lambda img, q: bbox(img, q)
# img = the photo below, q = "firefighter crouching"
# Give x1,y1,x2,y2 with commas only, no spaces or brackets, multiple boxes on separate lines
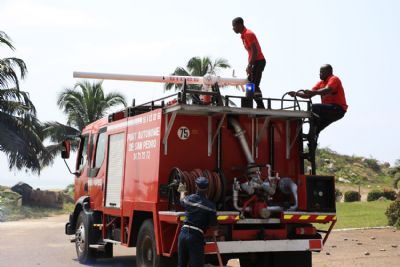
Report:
177,177,217,267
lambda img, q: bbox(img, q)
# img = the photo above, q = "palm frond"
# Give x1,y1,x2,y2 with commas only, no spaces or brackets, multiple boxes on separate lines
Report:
187,57,205,76
0,116,44,173
0,31,15,50
164,67,190,91
0,31,52,173
0,58,27,89
214,58,231,70
57,80,127,130
42,121,80,143
104,92,126,108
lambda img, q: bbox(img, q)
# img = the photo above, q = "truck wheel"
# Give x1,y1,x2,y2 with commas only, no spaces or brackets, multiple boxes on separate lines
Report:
239,253,271,267
207,255,229,266
104,242,113,258
75,211,95,264
271,251,311,267
97,242,114,258
136,219,175,267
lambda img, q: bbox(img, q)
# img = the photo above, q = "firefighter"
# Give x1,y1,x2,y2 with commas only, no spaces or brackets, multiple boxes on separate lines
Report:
289,64,348,158
232,17,266,109
177,176,217,267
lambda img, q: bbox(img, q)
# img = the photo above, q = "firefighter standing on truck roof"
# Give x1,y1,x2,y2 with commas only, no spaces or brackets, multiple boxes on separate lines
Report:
289,64,348,157
232,16,266,109
177,176,217,267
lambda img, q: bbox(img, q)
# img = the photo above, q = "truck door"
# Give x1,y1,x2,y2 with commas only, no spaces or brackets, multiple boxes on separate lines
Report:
87,128,107,209
74,134,90,201
105,132,125,208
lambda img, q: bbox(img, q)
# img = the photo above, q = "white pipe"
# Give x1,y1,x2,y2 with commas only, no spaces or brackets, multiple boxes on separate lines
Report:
278,178,298,211
228,117,255,165
266,206,283,212
288,182,298,211
73,71,248,87
233,179,251,212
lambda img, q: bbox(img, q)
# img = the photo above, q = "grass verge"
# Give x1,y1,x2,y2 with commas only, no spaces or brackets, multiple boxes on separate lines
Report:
0,203,74,222
315,200,391,230
1,200,393,228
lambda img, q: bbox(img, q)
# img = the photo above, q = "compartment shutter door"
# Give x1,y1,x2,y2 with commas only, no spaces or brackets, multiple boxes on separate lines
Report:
105,133,125,208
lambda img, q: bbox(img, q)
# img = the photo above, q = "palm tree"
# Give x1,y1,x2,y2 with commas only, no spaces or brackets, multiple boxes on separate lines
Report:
43,80,127,157
58,80,126,130
0,88,51,172
0,31,27,90
164,56,231,91
0,31,50,173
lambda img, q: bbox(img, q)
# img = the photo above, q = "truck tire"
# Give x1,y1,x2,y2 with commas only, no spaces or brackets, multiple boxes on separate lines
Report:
207,255,229,266
97,242,114,258
103,242,113,258
269,251,311,267
239,253,270,267
75,211,96,264
136,219,175,267
240,251,311,267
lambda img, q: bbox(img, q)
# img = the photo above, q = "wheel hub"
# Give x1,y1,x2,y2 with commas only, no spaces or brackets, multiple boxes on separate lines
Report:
76,222,86,253
146,248,152,261
142,236,153,264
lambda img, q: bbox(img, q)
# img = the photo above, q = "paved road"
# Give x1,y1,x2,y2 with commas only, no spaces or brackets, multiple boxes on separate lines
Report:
1,214,399,267
0,214,136,267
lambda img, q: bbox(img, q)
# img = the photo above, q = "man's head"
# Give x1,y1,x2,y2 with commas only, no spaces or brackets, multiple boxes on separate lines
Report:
232,17,245,34
195,176,209,193
319,64,333,81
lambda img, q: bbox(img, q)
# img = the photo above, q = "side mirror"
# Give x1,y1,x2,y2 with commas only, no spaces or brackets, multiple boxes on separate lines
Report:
61,140,71,159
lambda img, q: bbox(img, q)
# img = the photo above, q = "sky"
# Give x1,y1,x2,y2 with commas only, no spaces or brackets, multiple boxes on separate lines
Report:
1,0,399,189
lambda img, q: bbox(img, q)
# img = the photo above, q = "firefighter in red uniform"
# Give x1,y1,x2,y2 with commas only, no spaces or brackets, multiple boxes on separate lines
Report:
232,17,266,109
177,177,217,267
289,64,348,158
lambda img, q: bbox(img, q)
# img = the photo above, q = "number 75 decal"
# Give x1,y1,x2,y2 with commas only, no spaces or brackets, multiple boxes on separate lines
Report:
177,126,190,140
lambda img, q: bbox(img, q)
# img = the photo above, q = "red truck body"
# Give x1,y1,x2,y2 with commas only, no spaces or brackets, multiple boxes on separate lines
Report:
65,81,336,267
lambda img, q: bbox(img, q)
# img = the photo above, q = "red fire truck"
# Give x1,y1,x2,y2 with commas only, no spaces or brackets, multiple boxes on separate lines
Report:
63,72,336,267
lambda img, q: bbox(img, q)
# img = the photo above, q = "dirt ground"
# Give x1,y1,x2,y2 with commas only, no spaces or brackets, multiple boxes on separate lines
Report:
311,227,400,267
225,227,400,267
0,214,399,267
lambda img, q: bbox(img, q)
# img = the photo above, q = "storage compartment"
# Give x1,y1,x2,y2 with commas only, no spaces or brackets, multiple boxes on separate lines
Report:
297,175,335,212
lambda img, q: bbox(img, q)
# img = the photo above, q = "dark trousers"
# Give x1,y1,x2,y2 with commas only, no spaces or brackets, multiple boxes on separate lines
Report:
247,59,266,108
311,104,346,135
177,227,205,267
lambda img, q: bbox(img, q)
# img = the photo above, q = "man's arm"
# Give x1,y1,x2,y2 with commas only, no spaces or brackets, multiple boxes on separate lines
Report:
314,86,332,96
208,210,218,235
288,86,332,99
246,43,258,75
288,90,316,99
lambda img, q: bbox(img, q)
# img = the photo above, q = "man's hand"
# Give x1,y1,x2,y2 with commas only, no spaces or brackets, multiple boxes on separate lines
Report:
246,64,253,76
209,226,220,237
213,229,220,237
288,91,296,97
177,182,187,193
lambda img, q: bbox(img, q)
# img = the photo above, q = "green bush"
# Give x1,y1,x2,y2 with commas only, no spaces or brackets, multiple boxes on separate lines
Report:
363,158,381,172
383,188,397,201
344,190,361,202
367,190,384,201
385,200,400,228
64,184,74,199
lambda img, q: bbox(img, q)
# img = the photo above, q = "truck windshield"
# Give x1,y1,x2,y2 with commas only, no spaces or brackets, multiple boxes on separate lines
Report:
94,131,106,168
77,135,89,171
